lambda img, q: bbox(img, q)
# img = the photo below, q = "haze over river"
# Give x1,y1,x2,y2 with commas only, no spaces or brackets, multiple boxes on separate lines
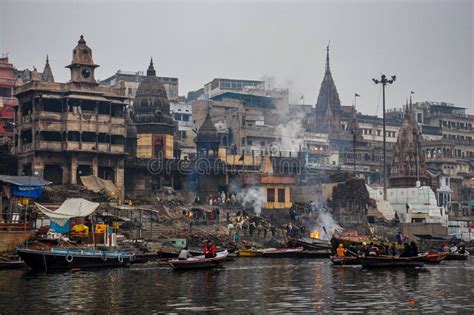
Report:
1,258,473,313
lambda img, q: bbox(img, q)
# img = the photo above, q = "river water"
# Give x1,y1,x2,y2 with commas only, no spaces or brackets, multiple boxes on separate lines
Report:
0,258,473,313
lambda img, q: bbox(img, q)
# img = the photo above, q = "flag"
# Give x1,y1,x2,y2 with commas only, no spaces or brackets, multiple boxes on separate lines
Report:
355,93,360,97
410,91,415,94
300,95,304,100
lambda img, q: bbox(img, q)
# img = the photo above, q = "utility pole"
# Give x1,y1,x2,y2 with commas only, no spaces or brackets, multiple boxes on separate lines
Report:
353,93,360,173
372,74,396,201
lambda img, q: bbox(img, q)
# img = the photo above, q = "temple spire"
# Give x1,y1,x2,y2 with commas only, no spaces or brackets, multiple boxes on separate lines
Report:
41,54,54,83
325,42,331,73
147,57,156,76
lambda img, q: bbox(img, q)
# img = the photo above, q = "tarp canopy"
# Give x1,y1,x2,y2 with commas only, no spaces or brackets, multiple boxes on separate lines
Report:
80,175,119,197
35,198,100,227
0,175,51,187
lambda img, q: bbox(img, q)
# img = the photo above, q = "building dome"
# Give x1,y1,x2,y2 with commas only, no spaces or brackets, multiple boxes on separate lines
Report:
196,112,219,143
133,58,171,123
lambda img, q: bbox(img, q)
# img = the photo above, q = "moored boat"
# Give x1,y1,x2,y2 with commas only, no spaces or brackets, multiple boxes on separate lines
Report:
238,248,264,257
445,252,469,261
261,247,304,258
330,256,360,265
17,247,134,272
413,252,448,264
169,250,228,270
358,255,425,268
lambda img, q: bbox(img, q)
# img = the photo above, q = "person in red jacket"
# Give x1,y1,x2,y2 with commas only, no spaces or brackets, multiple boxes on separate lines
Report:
203,241,216,258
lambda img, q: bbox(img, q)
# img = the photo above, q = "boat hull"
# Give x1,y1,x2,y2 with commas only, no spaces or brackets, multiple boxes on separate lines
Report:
261,247,304,258
445,253,469,261
17,248,132,272
413,252,448,263
238,249,263,257
358,256,425,268
169,251,228,270
330,256,360,265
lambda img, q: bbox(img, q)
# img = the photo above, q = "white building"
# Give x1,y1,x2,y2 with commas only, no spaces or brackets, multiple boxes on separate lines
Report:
387,185,448,226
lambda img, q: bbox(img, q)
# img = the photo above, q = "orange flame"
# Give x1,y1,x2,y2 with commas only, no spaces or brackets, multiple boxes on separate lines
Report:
309,228,320,239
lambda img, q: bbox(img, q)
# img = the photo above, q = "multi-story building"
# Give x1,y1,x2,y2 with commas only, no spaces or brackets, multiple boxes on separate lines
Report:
100,69,179,102
202,78,289,114
0,55,17,138
170,102,194,158
14,35,127,194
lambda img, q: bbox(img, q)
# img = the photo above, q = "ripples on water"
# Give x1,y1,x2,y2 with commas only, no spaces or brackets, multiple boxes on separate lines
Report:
0,258,473,313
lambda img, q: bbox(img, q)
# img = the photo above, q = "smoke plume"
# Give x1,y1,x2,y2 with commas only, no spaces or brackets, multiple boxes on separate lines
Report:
237,187,265,217
275,115,305,152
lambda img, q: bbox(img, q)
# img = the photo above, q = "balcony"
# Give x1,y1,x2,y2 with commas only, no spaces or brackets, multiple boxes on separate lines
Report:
81,143,96,151
37,141,63,151
111,117,125,125
97,143,110,152
0,97,18,106
38,111,62,121
66,141,80,150
111,144,124,153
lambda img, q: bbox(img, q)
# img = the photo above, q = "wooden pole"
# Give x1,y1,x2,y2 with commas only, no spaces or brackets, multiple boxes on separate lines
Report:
91,215,96,249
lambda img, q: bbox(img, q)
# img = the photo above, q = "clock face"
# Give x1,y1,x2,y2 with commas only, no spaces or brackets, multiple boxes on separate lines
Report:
81,68,91,79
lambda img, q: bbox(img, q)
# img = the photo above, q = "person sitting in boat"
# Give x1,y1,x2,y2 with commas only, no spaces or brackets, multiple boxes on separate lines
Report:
359,242,367,256
410,241,418,257
368,245,379,256
400,242,412,257
390,243,397,256
203,241,216,258
336,244,346,257
442,243,450,252
458,242,466,255
348,243,356,256
178,247,192,260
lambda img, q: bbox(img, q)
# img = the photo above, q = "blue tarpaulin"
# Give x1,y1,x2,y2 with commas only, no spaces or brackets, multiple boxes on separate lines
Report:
12,185,45,199
0,175,51,199
51,220,71,233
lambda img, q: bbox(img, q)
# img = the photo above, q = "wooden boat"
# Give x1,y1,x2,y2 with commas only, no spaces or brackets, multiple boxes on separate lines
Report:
358,255,425,268
295,238,332,251
413,252,448,264
261,247,304,258
0,259,26,269
238,248,264,257
169,250,228,270
445,252,469,261
332,229,370,247
17,247,134,272
330,256,360,265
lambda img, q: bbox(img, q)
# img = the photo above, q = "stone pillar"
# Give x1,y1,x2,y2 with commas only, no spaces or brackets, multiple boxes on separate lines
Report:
92,156,99,177
70,155,78,184
115,159,125,201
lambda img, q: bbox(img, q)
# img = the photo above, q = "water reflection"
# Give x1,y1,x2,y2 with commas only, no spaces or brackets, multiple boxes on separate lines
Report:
0,259,473,313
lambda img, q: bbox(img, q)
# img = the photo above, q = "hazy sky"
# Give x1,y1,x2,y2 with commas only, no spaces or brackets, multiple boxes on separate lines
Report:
1,0,472,114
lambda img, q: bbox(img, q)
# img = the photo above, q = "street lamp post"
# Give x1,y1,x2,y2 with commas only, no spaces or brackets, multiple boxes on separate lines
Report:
372,74,396,201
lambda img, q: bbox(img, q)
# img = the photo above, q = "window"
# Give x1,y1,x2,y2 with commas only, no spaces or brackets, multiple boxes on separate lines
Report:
278,189,285,202
128,88,133,95
267,188,275,202
180,130,187,140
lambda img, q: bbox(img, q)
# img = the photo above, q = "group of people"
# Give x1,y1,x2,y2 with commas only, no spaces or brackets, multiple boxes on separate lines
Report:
336,241,419,258
442,242,467,254
178,241,217,260
227,218,277,242
203,192,238,207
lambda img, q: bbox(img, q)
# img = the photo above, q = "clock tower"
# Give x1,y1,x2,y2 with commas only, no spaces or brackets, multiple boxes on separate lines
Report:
66,35,99,84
